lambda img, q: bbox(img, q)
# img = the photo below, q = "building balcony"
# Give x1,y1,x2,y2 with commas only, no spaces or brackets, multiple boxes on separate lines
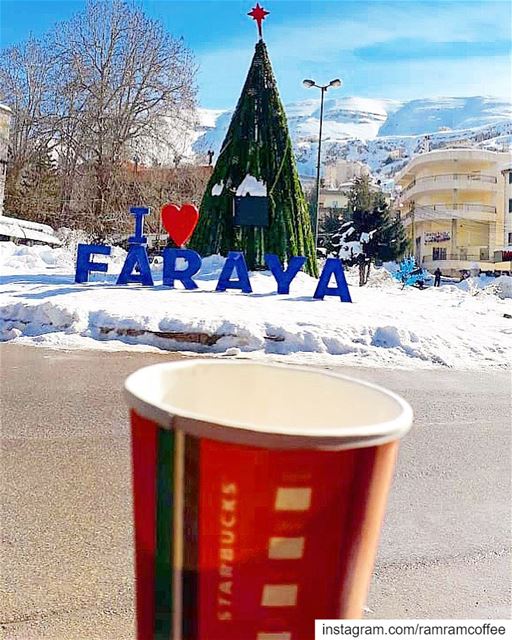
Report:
421,249,490,263
419,247,500,274
402,202,496,225
402,173,497,199
395,148,508,183
420,258,501,275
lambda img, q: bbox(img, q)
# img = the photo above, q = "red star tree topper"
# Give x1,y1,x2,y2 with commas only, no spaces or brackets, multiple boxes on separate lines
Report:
248,3,269,39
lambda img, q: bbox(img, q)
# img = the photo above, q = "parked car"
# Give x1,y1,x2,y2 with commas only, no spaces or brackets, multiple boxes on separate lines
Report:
0,214,62,246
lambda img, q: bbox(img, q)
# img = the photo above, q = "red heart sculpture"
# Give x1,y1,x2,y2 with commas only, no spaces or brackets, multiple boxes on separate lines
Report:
161,202,199,247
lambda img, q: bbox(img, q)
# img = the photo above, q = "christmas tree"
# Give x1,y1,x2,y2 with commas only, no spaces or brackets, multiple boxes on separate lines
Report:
189,7,318,276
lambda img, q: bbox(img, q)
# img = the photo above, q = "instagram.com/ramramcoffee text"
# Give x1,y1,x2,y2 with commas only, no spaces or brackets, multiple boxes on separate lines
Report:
315,620,511,640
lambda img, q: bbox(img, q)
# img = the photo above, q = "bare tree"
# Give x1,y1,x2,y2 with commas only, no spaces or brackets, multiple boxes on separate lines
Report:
52,0,197,233
0,37,57,212
0,0,198,236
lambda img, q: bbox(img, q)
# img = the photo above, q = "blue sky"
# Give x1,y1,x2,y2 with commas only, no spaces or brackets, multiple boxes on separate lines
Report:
1,0,510,109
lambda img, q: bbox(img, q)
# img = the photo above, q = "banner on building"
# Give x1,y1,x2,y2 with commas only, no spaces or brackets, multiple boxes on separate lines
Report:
424,231,450,243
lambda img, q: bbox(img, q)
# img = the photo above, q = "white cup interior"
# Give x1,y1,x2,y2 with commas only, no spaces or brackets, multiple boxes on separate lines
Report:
125,361,413,448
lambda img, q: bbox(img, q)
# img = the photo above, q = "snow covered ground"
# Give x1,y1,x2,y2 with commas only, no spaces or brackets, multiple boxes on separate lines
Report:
1,242,511,370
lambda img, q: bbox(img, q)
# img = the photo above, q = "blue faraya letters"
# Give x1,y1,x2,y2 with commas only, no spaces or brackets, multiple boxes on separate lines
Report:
75,207,352,302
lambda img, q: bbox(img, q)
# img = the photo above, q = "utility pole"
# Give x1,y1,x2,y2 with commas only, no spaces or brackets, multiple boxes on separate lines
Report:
314,85,326,248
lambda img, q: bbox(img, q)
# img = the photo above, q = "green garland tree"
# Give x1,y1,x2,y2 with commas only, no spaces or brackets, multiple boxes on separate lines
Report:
189,39,318,276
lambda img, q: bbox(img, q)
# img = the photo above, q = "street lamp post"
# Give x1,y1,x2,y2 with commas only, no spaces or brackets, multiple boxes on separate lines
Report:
303,78,342,253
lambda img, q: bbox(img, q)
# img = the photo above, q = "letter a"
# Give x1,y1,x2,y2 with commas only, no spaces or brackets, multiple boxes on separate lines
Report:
313,259,352,302
117,245,154,286
216,252,252,293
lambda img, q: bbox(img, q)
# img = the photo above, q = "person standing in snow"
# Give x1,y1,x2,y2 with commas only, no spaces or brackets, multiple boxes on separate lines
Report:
434,267,442,287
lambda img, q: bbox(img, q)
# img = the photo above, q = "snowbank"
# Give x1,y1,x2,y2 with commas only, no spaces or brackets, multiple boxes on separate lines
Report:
0,242,76,271
0,241,127,272
455,275,512,300
1,243,510,370
236,175,267,197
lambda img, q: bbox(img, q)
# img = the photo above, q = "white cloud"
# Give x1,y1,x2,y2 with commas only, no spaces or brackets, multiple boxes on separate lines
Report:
197,1,511,107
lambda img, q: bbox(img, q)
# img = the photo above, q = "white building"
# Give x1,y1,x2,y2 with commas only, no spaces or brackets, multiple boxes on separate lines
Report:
396,148,511,274
502,166,512,249
324,160,369,189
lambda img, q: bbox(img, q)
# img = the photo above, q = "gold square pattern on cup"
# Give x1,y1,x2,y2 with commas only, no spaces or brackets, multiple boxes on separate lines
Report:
261,584,298,607
268,537,305,559
274,487,312,511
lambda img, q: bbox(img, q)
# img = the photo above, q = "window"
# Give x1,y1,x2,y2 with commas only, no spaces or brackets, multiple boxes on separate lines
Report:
432,247,447,260
509,198,512,213
508,232,512,245
509,172,512,184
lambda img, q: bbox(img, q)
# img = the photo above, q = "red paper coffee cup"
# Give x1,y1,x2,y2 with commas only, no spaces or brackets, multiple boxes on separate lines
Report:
125,360,413,640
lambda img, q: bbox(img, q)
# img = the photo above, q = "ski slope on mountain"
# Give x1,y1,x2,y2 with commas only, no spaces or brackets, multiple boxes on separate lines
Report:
379,97,512,136
194,96,512,178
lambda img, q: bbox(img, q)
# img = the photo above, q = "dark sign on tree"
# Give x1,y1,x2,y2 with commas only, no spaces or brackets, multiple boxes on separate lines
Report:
234,196,269,227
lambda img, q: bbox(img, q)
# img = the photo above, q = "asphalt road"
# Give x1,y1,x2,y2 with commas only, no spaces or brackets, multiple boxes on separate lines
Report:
1,344,510,639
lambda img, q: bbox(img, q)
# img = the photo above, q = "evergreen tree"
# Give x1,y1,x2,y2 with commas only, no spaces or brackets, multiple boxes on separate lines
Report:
189,40,318,276
318,209,345,256
322,176,408,285
6,147,60,223
348,176,408,284
349,176,408,262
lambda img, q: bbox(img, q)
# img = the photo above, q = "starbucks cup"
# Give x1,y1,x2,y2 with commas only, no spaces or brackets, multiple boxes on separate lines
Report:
125,360,412,640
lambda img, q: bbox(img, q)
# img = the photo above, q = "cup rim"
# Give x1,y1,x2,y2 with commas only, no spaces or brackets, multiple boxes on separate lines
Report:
124,360,413,450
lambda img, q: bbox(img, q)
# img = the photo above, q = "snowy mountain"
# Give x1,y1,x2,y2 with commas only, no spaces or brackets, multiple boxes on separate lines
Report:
193,96,512,180
378,97,512,136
